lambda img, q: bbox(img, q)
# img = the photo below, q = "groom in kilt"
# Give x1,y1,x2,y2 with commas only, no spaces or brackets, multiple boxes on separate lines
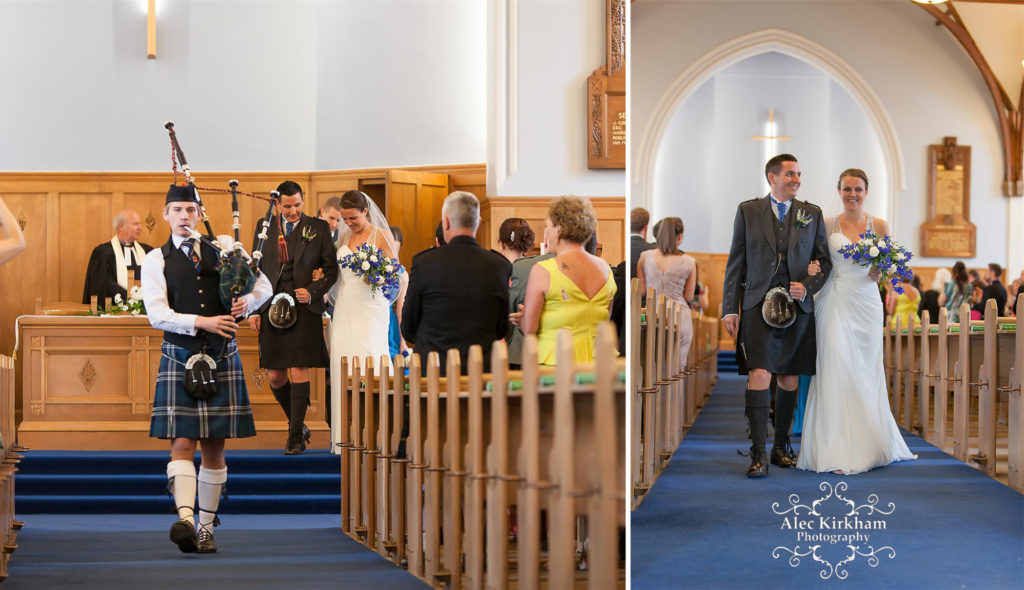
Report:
722,154,831,477
141,184,272,552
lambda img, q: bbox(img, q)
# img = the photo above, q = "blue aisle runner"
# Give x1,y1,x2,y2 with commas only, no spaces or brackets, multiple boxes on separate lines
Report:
631,374,1024,590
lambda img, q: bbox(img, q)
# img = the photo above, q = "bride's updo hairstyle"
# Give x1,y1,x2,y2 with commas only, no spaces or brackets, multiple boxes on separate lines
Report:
655,217,684,255
340,190,370,213
837,168,869,190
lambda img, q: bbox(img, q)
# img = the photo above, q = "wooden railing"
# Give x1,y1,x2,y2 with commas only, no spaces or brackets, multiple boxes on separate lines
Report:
885,295,1022,491
0,354,23,583
630,280,718,509
336,324,626,589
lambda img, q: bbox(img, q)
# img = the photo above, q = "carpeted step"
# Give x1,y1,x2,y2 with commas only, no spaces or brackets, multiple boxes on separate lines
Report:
17,472,340,496
15,449,343,515
717,349,738,372
16,493,341,514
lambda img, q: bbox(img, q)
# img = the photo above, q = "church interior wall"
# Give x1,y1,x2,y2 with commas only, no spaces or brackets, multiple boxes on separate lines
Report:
487,0,626,198
0,0,486,172
632,0,1017,270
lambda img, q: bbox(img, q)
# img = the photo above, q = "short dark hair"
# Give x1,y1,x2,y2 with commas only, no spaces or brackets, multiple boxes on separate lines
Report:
651,219,663,240
765,154,798,183
277,180,303,198
435,221,446,246
989,263,1003,278
390,225,403,244
630,207,650,233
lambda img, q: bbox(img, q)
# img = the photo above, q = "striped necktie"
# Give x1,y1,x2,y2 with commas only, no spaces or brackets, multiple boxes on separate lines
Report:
182,239,201,274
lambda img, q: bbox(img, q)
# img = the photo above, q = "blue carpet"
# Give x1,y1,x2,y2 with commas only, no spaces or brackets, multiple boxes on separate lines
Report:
2,514,424,589
631,374,1024,590
16,449,341,514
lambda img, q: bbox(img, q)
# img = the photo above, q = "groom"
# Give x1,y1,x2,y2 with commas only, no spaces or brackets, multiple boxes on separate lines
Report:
722,154,831,477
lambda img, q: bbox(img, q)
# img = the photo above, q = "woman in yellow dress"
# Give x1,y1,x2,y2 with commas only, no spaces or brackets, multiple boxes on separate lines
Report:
520,196,616,365
886,275,920,329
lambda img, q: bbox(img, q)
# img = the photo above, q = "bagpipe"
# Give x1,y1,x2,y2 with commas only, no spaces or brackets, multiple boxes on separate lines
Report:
165,121,278,312
164,121,286,397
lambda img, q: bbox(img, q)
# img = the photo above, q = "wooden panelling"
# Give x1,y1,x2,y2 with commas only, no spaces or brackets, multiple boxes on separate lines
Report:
482,196,626,266
0,165,488,361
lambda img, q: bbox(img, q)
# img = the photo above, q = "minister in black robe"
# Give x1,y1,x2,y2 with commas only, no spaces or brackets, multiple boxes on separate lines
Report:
82,210,153,304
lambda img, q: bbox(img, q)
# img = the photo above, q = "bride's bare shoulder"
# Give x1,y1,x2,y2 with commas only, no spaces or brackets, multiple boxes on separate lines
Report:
872,216,890,237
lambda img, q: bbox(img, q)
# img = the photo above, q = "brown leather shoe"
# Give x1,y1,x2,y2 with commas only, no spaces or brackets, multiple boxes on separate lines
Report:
770,444,798,468
747,447,768,478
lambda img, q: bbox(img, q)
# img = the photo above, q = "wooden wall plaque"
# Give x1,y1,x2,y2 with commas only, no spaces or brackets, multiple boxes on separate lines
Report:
587,0,625,170
921,136,976,257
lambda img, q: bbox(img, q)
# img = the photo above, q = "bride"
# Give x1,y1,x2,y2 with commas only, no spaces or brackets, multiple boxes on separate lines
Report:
327,190,401,453
796,168,917,475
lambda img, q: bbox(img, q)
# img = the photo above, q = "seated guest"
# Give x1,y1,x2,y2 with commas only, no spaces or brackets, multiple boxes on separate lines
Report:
690,281,709,314
497,217,535,263
401,191,511,375
520,196,617,365
981,262,1008,316
0,196,26,267
319,196,342,244
82,209,153,305
970,278,987,320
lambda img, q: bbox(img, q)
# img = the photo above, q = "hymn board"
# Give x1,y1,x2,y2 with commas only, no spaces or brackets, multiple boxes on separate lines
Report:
587,0,625,170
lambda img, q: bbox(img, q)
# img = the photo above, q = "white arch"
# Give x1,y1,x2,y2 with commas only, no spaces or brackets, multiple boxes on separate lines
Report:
634,28,905,222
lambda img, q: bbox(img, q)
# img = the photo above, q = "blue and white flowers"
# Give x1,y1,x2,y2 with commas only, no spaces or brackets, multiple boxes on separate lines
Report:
339,242,405,303
837,230,914,294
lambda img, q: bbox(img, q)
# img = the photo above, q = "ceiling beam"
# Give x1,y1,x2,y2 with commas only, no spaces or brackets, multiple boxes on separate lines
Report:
916,0,1022,196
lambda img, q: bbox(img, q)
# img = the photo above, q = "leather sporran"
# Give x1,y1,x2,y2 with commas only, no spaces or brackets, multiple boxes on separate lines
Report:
183,352,218,400
762,286,797,329
268,292,298,329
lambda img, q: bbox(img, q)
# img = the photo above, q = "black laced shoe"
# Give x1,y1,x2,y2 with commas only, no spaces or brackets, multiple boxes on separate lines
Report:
196,526,217,553
770,439,798,468
285,430,305,455
747,446,768,478
169,519,198,553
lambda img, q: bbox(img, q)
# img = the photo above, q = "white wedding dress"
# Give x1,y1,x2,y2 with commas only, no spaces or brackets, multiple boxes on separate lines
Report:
328,242,391,454
797,218,917,474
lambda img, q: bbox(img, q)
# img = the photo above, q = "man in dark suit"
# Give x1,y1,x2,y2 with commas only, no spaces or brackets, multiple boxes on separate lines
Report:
629,207,655,279
722,154,831,477
981,263,1008,315
248,180,338,454
402,191,511,375
82,209,153,305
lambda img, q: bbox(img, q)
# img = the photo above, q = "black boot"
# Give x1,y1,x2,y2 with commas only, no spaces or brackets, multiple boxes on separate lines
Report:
745,388,770,477
285,381,310,455
771,387,799,468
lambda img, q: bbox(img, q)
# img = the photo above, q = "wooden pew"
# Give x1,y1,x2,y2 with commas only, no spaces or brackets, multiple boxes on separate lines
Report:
337,325,627,588
1007,294,1024,492
0,355,23,583
971,299,1015,478
629,283,718,509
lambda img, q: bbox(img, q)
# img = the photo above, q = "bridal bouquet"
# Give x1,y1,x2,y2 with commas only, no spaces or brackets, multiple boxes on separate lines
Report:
837,230,914,294
339,243,405,303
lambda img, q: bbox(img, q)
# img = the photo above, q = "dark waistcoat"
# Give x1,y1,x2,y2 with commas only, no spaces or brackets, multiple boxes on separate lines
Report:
160,239,230,353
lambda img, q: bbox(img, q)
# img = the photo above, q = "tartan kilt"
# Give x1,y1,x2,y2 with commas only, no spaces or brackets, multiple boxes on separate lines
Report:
150,339,256,440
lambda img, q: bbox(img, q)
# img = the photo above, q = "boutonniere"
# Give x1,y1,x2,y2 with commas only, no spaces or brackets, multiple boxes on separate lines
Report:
794,209,812,229
301,226,317,242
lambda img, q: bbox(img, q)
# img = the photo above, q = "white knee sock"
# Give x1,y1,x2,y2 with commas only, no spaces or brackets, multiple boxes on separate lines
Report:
166,460,197,523
197,466,227,531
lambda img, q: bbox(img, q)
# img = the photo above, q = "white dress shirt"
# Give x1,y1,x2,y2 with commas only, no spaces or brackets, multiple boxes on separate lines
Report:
141,234,272,336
